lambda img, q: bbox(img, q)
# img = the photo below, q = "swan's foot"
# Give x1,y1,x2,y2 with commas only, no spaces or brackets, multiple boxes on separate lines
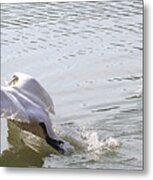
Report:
45,136,65,154
39,122,65,154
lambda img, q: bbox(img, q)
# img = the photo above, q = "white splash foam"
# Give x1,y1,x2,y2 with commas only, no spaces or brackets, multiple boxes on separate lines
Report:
55,123,121,159
81,131,121,161
81,130,120,154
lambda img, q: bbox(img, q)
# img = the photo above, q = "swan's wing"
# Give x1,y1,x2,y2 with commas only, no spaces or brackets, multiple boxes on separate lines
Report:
22,102,57,139
26,78,55,114
1,87,57,139
1,88,29,122
9,72,55,114
10,87,57,139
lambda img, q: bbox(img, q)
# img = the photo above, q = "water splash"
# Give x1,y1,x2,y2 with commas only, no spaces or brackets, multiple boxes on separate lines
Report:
55,124,121,160
80,129,121,161
42,125,122,168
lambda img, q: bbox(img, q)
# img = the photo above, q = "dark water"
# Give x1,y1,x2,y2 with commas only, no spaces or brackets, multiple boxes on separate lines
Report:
0,0,143,169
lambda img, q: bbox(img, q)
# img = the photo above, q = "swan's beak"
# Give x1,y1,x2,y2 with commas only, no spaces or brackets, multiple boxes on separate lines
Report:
8,75,19,86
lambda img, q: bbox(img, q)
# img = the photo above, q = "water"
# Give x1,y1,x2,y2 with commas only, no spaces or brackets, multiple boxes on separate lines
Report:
0,0,143,170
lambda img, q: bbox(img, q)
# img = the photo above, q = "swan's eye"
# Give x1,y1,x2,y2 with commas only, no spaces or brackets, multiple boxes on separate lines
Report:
8,75,19,86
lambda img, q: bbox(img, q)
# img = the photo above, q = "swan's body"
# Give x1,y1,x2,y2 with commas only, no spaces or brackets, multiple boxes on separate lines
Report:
0,72,64,154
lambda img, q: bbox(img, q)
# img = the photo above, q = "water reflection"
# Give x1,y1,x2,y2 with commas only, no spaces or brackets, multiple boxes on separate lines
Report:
0,121,56,167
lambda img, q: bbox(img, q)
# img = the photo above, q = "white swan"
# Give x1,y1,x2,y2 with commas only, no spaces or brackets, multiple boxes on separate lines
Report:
0,72,64,154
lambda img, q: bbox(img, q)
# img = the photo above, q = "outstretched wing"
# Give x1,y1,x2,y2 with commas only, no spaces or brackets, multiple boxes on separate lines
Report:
1,86,57,139
1,87,29,122
9,72,55,114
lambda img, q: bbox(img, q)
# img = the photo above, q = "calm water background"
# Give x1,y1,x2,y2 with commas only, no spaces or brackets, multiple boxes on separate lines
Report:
0,0,143,170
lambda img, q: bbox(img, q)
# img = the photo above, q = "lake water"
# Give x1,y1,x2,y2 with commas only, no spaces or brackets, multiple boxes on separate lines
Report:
0,0,143,170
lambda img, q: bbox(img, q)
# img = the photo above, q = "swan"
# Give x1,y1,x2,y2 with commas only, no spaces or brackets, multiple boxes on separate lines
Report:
0,72,65,154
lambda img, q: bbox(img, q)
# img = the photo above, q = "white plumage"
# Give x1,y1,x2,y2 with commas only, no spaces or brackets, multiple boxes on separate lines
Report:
0,72,64,154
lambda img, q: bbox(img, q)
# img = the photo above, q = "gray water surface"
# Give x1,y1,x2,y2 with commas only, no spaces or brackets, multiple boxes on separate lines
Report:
0,0,143,170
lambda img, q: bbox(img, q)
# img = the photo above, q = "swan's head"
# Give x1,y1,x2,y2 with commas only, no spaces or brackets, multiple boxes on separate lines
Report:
8,72,32,87
8,74,19,86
